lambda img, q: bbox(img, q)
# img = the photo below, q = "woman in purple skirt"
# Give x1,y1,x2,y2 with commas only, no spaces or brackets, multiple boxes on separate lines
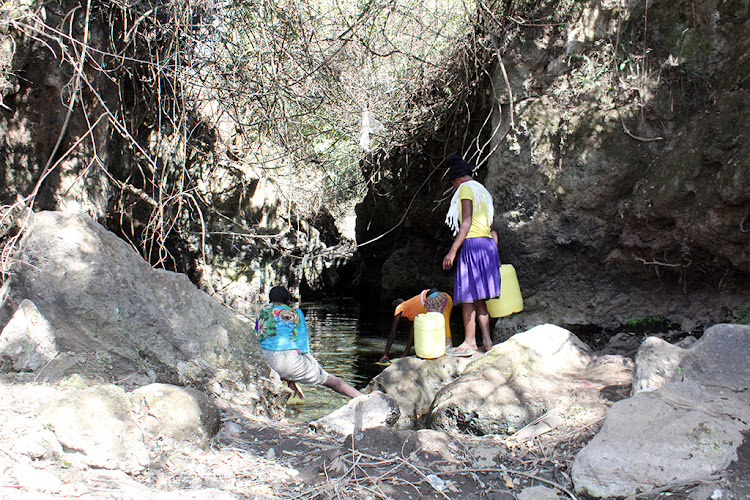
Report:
442,153,501,353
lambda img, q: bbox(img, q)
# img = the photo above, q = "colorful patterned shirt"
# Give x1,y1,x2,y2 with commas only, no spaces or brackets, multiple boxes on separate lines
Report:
255,304,310,352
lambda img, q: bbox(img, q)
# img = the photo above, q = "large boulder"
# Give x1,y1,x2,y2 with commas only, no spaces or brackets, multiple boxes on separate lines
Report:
364,354,480,429
572,381,750,498
130,383,221,449
38,384,150,471
33,382,223,472
3,211,286,418
572,323,750,497
428,324,633,435
634,323,750,402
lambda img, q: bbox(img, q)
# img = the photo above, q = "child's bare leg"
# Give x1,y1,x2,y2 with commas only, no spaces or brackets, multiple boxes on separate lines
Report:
323,375,362,398
286,380,305,399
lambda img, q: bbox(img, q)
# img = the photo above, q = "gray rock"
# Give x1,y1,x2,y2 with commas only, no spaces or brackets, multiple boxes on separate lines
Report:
633,335,686,393
309,392,400,436
680,324,750,397
429,324,632,435
572,381,750,498
38,384,150,471
0,299,57,371
7,211,285,418
364,353,479,429
11,428,63,461
634,324,750,403
130,383,220,449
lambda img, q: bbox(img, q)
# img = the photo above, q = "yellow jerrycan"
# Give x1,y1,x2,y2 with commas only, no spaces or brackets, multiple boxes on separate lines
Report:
414,312,445,359
486,264,524,318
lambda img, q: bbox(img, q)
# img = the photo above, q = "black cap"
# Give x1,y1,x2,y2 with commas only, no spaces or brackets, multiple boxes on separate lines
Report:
269,286,291,304
447,153,473,180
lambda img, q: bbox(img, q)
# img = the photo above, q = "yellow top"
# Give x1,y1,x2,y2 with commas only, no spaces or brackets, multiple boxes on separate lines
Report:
459,184,492,238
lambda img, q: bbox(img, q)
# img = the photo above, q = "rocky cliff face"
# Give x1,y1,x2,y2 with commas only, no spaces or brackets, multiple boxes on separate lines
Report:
2,0,747,332
356,0,750,338
0,0,360,311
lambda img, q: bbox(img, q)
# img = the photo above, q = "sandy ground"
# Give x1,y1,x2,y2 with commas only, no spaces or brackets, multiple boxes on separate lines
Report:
0,372,743,500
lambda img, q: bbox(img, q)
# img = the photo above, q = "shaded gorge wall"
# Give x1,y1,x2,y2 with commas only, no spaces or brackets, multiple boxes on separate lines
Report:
354,0,750,342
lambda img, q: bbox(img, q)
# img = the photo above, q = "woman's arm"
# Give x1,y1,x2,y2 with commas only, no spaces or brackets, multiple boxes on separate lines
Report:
493,232,501,265
489,217,501,264
443,198,473,269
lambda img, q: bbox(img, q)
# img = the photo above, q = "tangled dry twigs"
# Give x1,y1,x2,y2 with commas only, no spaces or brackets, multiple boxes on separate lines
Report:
1,0,487,273
0,0,602,295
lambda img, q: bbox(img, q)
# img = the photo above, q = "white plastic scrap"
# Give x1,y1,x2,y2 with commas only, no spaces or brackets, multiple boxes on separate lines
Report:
426,474,446,492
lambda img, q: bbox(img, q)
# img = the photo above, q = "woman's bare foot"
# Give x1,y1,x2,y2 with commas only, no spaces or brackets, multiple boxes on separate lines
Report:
454,342,478,354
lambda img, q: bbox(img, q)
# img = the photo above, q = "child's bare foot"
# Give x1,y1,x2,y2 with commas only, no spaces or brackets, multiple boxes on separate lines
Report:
287,381,305,399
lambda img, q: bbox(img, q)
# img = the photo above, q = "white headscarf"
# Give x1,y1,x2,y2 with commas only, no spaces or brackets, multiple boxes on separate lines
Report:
444,180,494,235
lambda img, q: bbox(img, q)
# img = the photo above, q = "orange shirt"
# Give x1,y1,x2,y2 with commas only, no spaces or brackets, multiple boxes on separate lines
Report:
395,290,453,339
395,290,428,321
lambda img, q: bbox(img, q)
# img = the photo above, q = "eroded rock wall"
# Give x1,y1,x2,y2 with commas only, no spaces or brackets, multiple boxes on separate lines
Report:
356,0,750,338
0,0,359,312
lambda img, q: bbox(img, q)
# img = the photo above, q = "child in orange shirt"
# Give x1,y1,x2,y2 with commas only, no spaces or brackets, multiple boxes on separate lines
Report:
378,288,453,363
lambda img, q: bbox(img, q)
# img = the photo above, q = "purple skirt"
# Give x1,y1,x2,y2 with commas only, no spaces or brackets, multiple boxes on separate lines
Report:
454,237,501,304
